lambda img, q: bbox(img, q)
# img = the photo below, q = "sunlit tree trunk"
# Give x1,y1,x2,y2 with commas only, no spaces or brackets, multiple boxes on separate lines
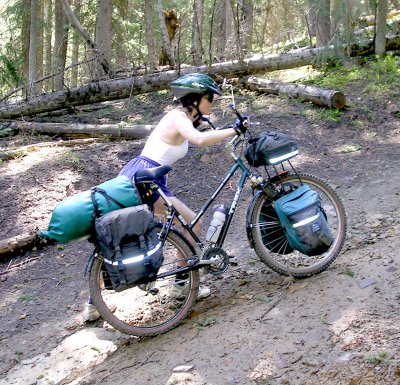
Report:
53,0,69,90
376,0,388,57
241,0,254,54
221,0,235,60
28,0,39,96
144,0,157,70
95,0,113,79
191,0,203,65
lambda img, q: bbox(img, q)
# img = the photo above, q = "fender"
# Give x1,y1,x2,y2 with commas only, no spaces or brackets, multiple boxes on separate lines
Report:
246,189,264,249
84,245,99,277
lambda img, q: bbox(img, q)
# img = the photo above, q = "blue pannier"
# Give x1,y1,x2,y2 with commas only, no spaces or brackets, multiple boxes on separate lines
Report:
274,184,333,256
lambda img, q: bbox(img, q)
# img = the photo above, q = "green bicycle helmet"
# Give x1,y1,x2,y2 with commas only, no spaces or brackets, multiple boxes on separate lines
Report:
171,73,222,100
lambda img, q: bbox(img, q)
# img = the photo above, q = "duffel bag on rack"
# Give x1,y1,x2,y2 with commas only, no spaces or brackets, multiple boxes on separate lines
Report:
40,176,142,243
274,184,333,256
95,205,163,292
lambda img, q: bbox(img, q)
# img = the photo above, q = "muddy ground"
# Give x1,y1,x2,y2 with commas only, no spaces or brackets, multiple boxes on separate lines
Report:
0,69,400,385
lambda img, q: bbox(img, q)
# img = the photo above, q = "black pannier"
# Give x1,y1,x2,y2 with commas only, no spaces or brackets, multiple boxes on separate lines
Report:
245,131,298,167
95,205,163,292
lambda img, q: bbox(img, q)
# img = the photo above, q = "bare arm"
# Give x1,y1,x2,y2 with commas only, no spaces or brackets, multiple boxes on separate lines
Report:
176,114,237,147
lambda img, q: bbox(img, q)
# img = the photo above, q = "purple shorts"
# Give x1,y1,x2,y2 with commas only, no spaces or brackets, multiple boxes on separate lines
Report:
118,156,174,200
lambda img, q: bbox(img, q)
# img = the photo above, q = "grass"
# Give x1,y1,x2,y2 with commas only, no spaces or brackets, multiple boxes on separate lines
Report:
307,54,400,94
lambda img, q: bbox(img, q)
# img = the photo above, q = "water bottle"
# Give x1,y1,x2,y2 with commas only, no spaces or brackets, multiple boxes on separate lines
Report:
206,205,227,243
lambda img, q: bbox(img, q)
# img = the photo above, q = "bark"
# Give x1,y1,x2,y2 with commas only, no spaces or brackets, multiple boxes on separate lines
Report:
21,0,31,92
0,232,46,257
95,0,113,79
43,0,53,91
8,121,155,139
191,0,203,66
244,77,346,110
53,0,69,91
376,0,389,57
28,0,39,96
1,35,399,119
70,0,81,88
144,1,157,70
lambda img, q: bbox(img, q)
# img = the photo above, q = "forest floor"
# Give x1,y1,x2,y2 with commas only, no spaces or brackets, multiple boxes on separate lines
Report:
0,64,400,385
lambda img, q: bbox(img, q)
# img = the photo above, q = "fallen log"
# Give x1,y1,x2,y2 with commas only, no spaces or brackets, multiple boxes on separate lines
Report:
8,121,155,139
0,138,102,161
244,77,346,109
0,35,399,119
0,232,49,258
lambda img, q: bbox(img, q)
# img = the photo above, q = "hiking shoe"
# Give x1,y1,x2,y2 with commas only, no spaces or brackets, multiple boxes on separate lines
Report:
170,282,211,300
229,255,238,265
82,302,101,322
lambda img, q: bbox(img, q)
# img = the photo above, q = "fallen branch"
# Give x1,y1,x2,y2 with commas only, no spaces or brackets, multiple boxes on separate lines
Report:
244,77,346,109
8,121,155,139
0,138,102,161
0,257,40,275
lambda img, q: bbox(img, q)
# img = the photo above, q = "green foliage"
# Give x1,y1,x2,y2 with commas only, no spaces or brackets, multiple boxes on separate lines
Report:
308,54,400,96
364,351,388,364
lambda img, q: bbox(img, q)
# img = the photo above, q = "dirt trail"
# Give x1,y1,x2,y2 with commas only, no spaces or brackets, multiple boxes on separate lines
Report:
1,88,400,384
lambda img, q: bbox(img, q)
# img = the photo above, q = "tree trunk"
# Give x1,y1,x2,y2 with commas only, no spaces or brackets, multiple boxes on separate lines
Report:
221,0,236,60
21,0,31,95
376,0,388,57
36,0,44,93
59,0,109,78
309,0,332,47
241,0,254,54
156,1,175,67
70,0,81,88
244,77,346,109
0,232,46,257
43,0,53,91
144,0,157,70
1,35,399,119
8,121,155,139
191,0,203,66
53,0,69,91
95,0,113,79
28,0,39,96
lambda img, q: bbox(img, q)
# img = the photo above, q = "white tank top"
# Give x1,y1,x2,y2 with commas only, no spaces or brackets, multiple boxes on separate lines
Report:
141,134,189,166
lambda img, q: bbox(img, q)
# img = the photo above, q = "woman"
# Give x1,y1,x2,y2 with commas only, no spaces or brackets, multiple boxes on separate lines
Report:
83,73,238,321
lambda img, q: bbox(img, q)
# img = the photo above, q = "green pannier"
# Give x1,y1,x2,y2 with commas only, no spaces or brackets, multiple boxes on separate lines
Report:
40,176,142,243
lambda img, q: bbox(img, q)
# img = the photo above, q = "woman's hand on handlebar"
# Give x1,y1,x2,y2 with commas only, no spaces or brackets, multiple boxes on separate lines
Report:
234,115,249,135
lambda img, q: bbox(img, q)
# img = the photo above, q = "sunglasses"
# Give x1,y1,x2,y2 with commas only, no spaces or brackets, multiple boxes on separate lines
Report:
204,93,214,103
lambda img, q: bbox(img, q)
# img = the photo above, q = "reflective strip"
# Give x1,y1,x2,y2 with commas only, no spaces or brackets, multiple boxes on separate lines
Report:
293,214,319,228
269,150,299,164
104,242,162,266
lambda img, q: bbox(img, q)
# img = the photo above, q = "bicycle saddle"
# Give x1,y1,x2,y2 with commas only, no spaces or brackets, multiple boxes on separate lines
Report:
134,165,172,183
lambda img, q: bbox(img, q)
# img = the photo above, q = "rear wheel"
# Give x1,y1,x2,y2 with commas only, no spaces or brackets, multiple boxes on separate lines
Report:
250,173,347,277
89,225,199,336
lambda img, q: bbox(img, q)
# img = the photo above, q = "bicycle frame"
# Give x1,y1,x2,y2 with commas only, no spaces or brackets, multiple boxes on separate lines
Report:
156,155,253,252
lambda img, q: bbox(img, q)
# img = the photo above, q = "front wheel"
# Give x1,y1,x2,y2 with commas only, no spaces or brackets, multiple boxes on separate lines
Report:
89,225,200,336
249,173,347,277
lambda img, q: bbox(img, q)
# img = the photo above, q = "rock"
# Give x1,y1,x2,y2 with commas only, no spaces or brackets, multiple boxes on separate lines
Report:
172,365,195,373
357,277,377,289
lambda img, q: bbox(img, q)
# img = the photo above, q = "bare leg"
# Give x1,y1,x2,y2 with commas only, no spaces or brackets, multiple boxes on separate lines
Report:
154,196,202,266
